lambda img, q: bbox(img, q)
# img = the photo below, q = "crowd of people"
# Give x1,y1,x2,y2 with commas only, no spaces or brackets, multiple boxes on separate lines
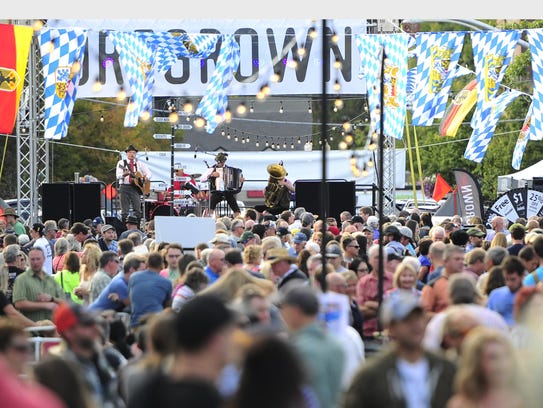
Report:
1,204,543,408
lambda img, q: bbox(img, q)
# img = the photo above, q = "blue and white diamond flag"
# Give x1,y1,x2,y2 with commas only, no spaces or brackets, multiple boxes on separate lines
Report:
512,101,534,170
464,89,521,162
38,27,88,140
195,35,240,133
527,28,543,141
108,31,156,127
356,33,409,140
470,30,520,129
411,32,465,126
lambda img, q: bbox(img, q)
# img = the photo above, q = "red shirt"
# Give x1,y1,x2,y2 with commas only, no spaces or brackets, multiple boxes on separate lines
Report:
356,271,394,338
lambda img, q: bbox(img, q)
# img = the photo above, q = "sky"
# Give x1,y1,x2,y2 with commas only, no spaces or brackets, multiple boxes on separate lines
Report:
3,0,543,21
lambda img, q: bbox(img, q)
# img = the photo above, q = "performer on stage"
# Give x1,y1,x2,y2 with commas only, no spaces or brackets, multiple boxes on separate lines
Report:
255,162,295,215
116,144,152,224
200,152,244,218
172,163,199,195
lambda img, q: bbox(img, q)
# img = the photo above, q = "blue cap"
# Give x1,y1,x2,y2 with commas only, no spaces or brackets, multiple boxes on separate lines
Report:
380,291,423,327
92,217,104,227
292,232,307,244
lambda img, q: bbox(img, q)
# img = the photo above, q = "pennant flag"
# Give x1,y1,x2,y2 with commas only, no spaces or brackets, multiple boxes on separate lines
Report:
195,35,240,133
411,32,465,126
439,79,477,137
39,27,88,140
464,89,521,162
527,28,543,141
108,31,156,127
453,168,484,220
0,24,33,134
432,173,452,202
470,30,520,129
512,102,533,170
356,33,409,140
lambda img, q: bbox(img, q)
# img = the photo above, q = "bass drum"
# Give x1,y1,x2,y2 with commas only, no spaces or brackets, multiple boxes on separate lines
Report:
150,204,179,219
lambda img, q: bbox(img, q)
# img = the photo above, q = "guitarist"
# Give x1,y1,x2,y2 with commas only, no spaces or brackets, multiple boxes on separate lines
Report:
116,144,152,224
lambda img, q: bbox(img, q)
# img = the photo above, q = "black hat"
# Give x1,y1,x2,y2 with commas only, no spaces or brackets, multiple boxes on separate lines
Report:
125,215,139,225
125,144,138,153
215,152,228,163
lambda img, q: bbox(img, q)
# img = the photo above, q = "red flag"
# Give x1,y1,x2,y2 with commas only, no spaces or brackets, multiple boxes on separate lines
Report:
0,24,33,134
432,173,452,202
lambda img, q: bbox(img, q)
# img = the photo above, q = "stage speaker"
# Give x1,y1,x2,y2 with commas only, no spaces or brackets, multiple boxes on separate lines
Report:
40,183,101,224
533,177,543,191
294,180,356,222
41,183,72,222
72,183,101,223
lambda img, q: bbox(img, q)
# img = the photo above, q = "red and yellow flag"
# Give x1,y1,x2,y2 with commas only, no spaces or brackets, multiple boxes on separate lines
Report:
0,24,33,134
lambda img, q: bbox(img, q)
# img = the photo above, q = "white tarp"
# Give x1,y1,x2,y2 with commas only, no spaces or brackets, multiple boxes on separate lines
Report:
497,160,543,193
47,19,368,97
137,149,406,192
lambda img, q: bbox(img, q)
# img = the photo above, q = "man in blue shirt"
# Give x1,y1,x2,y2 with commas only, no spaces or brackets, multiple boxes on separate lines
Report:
487,255,525,326
205,249,226,285
88,253,146,312
522,235,543,286
129,252,172,328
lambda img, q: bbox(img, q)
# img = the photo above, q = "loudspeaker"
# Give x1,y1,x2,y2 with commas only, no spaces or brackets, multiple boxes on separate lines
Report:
41,183,72,222
40,183,101,224
72,183,101,223
295,180,356,222
533,177,543,191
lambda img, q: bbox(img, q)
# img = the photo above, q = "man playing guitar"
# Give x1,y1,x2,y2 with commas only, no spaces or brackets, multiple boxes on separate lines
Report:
116,144,152,224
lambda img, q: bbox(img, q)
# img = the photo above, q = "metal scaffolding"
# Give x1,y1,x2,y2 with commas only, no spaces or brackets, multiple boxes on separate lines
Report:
16,28,48,224
382,136,396,216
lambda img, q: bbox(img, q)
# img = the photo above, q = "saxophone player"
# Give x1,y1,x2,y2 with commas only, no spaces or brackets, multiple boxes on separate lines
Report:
255,162,295,216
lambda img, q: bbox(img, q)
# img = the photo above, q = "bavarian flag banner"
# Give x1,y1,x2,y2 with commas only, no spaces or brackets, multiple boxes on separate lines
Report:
356,33,409,140
527,28,543,142
411,31,465,126
38,27,88,140
512,102,533,170
0,24,33,134
470,30,520,130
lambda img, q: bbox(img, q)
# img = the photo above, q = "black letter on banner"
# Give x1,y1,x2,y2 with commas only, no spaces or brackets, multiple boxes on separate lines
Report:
200,29,221,84
328,26,352,82
267,27,311,82
98,31,123,86
234,28,257,83
164,29,189,85
79,36,89,85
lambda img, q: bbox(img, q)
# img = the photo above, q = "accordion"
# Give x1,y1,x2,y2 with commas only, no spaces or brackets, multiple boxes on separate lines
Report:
212,166,243,194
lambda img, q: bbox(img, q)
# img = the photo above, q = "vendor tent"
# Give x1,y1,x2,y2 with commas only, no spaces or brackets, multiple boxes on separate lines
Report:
497,160,543,193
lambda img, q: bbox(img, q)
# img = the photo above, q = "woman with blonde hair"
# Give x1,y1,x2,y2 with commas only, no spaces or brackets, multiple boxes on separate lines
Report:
198,267,275,303
490,232,508,248
74,245,102,305
384,259,421,299
243,244,263,273
447,327,523,408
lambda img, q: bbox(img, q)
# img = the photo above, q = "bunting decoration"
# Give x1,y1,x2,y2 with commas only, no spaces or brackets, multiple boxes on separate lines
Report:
527,28,543,141
108,31,156,127
464,89,521,162
411,32,465,126
512,102,533,170
0,24,33,134
38,27,88,140
356,33,409,140
195,35,240,133
470,30,520,129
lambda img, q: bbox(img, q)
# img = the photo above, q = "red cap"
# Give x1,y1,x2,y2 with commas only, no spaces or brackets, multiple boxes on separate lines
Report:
53,303,95,334
328,226,341,236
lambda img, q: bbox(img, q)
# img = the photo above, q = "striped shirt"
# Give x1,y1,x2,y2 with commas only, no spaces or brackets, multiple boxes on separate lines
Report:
12,268,64,321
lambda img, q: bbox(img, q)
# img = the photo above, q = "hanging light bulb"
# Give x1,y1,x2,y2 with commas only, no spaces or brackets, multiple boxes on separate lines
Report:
307,101,312,114
265,139,269,147
100,113,104,122
331,31,339,43
287,59,298,69
241,137,246,144
350,154,357,166
334,98,344,110
246,134,250,143
236,102,247,116
32,20,44,31
116,87,126,101
92,78,102,93
367,158,374,168
297,47,306,57
333,105,338,113
279,101,284,114
71,60,81,75
309,26,318,39
224,107,232,123
333,79,341,92
140,111,151,121
297,136,301,144
334,58,342,69
290,142,295,149
256,137,260,147
227,130,231,139
194,117,206,128
249,102,255,113
221,128,226,137
282,141,287,149
338,141,348,150
183,100,193,113
261,83,271,96
362,165,369,177
271,72,280,83
271,142,275,149
345,132,354,144
368,140,377,151
234,131,238,142
169,111,179,123
342,120,352,132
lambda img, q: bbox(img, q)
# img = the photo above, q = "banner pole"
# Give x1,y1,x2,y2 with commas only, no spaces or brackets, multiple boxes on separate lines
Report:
413,125,425,199
404,117,418,207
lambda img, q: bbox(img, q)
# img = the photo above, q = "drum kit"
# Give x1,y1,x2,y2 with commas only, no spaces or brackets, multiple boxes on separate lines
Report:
146,171,211,219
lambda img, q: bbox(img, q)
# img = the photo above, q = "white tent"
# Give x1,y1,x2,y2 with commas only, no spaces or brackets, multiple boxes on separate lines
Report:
497,160,543,193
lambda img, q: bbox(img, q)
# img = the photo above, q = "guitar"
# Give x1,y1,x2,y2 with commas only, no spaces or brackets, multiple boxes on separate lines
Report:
130,170,151,196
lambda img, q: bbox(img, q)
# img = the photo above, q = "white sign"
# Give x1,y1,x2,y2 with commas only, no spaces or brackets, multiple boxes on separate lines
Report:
47,19,368,97
155,216,215,248
153,133,172,139
174,143,191,149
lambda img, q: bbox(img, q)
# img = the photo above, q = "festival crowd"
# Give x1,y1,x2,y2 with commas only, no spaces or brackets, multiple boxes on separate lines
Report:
1,205,543,408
